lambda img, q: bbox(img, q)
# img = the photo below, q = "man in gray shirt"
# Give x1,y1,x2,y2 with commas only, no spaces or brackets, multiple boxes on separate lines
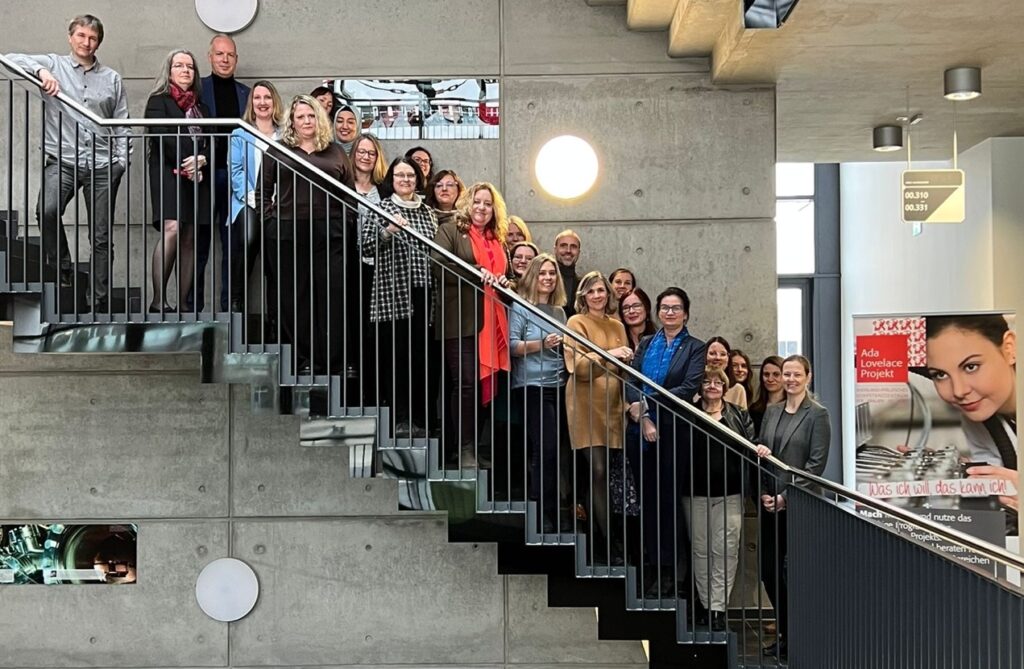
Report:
6,14,129,309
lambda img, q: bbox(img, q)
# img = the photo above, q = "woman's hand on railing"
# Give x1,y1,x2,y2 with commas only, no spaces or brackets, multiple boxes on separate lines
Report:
754,444,772,458
479,268,509,287
385,213,409,235
608,346,634,364
642,416,658,442
37,68,60,96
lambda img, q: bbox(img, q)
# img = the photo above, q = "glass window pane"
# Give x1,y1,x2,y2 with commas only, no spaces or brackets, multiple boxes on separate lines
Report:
776,163,814,197
776,199,815,274
777,287,803,356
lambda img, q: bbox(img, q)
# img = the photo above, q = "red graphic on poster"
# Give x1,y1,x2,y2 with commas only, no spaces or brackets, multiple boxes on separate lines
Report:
856,334,908,383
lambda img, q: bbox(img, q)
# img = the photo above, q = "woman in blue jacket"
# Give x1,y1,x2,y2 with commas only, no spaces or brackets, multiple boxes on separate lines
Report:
228,80,282,312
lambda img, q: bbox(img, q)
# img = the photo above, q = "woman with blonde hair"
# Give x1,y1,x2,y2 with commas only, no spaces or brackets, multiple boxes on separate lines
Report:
510,253,569,529
258,94,354,374
564,271,633,563
228,79,283,312
506,215,532,245
433,182,511,465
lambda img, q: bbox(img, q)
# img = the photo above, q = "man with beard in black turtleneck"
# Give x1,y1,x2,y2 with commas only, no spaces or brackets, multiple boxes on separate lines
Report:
553,229,582,316
193,33,249,312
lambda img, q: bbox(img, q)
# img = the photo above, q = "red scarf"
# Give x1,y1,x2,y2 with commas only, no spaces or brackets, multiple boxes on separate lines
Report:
169,84,197,112
468,225,510,405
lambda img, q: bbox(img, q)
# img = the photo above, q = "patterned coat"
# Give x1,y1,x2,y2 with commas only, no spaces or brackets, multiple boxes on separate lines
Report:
362,196,438,323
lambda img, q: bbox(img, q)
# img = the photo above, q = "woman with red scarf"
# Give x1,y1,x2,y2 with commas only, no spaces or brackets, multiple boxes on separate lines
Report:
433,182,511,467
145,49,211,313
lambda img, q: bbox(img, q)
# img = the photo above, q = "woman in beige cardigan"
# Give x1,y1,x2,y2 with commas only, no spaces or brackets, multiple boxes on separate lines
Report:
564,271,634,563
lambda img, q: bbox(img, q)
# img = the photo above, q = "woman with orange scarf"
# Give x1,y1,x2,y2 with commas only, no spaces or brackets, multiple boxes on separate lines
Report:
432,182,511,467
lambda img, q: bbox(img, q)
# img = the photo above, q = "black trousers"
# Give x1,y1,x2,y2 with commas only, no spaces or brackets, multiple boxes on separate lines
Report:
264,221,313,370
522,385,572,528
760,508,788,639
376,286,431,426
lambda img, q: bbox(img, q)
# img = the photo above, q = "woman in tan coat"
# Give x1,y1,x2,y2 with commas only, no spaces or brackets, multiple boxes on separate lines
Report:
564,271,634,563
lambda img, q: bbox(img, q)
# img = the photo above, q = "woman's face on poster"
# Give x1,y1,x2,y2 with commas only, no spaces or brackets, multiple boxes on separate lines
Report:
926,327,1017,423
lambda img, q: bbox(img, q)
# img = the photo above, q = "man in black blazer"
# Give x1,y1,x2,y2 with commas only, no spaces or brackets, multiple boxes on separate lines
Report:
193,33,249,311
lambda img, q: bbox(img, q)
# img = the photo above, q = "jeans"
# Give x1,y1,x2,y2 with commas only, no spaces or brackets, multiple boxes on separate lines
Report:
37,159,123,300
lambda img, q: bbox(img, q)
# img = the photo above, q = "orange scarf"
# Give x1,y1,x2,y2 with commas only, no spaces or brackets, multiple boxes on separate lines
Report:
468,225,510,404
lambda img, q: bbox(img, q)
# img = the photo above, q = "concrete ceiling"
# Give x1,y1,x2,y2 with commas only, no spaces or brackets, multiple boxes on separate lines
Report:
616,0,1024,162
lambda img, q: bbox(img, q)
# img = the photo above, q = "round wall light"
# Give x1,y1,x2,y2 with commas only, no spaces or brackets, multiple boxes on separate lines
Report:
195,558,260,622
195,0,259,33
944,66,982,101
872,125,903,152
535,135,599,200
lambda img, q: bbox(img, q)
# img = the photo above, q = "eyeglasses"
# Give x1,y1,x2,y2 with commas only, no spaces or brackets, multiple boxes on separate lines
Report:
621,303,643,313
435,181,458,189
354,149,377,158
171,63,195,71
412,157,431,165
701,379,725,387
394,173,418,181
659,305,685,314
512,254,534,262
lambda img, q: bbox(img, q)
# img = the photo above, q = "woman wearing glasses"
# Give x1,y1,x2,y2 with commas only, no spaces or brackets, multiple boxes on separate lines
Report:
706,336,748,410
687,365,755,631
619,287,656,351
145,49,211,313
363,157,439,438
508,241,538,289
425,169,465,227
625,287,707,597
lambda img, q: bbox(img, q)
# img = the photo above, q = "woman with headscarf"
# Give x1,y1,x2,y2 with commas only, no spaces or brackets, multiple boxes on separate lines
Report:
333,103,359,155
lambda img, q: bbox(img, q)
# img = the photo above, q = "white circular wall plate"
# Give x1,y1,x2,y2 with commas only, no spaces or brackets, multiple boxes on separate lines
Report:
195,558,260,622
195,0,259,33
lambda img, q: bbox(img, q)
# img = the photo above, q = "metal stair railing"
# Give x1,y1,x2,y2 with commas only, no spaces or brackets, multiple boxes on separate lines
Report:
3,52,1023,669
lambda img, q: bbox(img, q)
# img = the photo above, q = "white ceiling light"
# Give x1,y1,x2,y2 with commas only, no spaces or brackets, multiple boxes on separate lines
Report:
535,135,599,200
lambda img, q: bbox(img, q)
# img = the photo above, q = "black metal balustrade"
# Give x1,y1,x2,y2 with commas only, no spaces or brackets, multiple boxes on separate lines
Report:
2,54,1023,669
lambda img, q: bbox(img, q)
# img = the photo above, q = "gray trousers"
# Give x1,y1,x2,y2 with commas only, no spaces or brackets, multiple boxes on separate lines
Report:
37,159,123,300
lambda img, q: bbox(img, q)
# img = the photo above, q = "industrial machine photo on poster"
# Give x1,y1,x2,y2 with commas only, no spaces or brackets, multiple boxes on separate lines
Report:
853,312,1019,574
327,78,499,140
0,524,137,585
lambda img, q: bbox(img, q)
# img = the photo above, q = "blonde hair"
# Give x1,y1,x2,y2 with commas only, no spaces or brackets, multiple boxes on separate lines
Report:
455,182,509,244
518,254,567,307
242,80,284,127
508,215,533,243
350,133,387,185
574,270,618,316
702,365,729,388
281,95,333,152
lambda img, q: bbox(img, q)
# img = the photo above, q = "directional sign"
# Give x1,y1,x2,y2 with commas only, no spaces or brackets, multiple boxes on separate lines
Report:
901,169,965,223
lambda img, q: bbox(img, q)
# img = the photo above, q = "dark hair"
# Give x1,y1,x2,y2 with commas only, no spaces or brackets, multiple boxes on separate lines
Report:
729,348,754,402
405,146,434,183
309,85,332,98
749,354,785,416
619,287,656,347
379,157,425,198
425,169,465,209
655,287,690,315
69,14,104,44
925,314,1010,348
609,267,637,288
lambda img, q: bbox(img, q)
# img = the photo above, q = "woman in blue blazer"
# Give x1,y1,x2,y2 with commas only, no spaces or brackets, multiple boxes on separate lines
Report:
228,80,282,312
625,287,706,597
753,353,831,659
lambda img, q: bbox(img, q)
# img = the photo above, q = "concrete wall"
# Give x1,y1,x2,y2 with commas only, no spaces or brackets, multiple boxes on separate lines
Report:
2,0,776,350
0,323,646,668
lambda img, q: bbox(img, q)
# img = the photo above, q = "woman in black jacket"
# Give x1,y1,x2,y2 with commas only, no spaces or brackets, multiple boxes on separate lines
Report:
685,365,755,631
145,49,210,313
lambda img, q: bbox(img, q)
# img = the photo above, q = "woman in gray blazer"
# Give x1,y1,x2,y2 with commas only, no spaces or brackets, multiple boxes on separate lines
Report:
753,354,831,659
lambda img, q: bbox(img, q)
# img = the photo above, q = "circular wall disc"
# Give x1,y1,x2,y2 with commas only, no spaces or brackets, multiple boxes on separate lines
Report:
195,0,259,33
195,558,259,622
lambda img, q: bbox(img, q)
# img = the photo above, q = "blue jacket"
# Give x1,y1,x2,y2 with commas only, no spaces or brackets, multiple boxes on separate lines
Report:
625,329,706,417
228,127,278,224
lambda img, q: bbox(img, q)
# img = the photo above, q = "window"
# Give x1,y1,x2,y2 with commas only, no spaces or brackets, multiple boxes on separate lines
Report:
775,163,815,355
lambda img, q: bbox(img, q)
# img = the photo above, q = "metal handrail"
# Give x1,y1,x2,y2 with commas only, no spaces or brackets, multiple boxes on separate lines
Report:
5,53,1022,574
